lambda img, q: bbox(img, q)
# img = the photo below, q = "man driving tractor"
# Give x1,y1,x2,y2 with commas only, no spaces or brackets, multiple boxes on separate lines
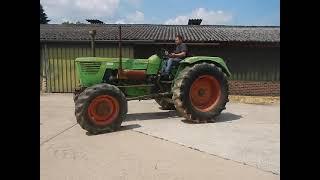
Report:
161,35,188,80
73,27,231,134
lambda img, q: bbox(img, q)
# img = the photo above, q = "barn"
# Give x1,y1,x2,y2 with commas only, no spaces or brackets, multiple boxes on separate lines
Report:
40,23,280,96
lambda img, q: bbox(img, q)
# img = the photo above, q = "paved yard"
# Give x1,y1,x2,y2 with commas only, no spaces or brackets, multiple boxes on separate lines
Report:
40,94,280,180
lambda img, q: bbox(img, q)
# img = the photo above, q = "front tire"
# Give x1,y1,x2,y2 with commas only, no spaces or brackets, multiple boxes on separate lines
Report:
75,84,127,134
73,87,86,102
172,63,229,123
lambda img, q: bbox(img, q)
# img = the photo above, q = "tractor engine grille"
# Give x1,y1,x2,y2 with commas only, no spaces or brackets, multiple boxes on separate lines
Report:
79,62,102,74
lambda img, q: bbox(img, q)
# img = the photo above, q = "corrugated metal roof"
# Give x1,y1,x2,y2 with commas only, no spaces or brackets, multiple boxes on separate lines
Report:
40,24,280,43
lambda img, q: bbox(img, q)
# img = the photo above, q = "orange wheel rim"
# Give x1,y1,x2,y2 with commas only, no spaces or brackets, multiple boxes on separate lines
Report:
189,75,221,112
87,95,119,125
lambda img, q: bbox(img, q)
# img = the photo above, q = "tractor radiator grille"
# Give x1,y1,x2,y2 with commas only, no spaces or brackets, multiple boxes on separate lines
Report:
79,62,102,74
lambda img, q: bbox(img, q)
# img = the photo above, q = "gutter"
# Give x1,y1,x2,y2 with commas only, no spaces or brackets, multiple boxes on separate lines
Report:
40,39,279,47
40,39,156,43
39,39,221,45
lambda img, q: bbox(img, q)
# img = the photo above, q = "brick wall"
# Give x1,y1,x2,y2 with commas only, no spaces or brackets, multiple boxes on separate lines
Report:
39,77,279,96
228,80,280,96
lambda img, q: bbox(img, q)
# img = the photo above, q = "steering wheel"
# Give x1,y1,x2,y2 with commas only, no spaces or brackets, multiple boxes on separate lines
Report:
160,48,169,59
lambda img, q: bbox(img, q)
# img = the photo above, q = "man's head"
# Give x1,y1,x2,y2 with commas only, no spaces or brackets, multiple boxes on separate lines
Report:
175,35,183,45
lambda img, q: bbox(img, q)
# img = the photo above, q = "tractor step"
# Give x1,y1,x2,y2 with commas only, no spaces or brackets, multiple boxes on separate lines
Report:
126,92,172,101
160,80,173,83
117,84,154,88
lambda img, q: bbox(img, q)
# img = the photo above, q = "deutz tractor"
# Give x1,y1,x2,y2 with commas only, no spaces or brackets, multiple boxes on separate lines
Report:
74,27,231,134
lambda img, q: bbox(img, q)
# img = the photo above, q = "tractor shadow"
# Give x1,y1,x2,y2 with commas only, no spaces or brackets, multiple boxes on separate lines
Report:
126,111,242,124
181,112,243,124
85,124,141,136
126,110,179,121
214,113,243,123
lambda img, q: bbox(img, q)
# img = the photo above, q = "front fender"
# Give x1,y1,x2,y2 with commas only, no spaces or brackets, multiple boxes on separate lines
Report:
180,56,231,77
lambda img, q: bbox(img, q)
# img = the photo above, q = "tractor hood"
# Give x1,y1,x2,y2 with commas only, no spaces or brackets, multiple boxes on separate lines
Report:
75,55,162,87
75,57,149,69
75,57,145,63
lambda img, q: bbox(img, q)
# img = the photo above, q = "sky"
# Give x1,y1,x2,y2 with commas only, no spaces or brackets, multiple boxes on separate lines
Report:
41,0,280,26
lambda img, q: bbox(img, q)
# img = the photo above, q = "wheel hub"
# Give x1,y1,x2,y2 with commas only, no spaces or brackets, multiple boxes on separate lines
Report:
95,102,110,116
198,88,206,97
88,95,119,125
189,75,221,112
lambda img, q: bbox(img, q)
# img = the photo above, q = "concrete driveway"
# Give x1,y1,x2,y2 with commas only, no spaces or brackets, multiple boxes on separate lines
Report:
40,94,279,180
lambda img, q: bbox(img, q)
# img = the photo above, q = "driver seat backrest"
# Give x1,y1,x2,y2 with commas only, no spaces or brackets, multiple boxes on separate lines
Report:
186,49,193,57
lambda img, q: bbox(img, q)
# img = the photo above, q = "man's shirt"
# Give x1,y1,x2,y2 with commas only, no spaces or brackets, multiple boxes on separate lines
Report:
174,43,188,59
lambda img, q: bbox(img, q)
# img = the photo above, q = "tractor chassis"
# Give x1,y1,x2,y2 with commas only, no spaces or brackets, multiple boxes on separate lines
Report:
74,85,172,102
126,92,172,101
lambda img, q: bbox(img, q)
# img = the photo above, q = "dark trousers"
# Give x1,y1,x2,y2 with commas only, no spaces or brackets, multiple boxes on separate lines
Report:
161,58,182,75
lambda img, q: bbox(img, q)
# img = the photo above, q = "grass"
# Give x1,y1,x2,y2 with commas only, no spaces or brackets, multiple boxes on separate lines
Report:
229,95,280,105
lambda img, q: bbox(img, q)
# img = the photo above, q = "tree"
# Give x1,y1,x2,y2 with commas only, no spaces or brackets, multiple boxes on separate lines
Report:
62,21,85,25
40,4,50,24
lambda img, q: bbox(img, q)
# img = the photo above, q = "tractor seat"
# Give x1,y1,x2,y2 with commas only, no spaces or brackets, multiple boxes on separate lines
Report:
171,60,180,69
186,52,194,57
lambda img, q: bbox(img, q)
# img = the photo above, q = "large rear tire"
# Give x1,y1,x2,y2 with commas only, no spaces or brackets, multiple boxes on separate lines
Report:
172,63,229,123
75,84,127,134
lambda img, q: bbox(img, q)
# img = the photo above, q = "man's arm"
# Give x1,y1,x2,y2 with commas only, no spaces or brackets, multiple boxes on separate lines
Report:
170,44,188,58
170,52,186,58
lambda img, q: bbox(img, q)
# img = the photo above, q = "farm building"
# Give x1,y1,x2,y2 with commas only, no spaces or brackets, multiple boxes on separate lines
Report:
40,24,280,96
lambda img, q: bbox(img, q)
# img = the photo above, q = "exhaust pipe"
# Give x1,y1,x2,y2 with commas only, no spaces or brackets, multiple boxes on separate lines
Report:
116,25,147,80
118,25,122,73
89,30,96,57
118,25,126,79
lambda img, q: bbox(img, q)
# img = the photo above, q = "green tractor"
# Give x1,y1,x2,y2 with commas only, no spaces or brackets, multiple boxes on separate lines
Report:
74,27,231,134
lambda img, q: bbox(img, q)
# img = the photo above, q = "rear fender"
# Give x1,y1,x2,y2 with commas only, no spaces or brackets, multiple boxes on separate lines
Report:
179,56,231,77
